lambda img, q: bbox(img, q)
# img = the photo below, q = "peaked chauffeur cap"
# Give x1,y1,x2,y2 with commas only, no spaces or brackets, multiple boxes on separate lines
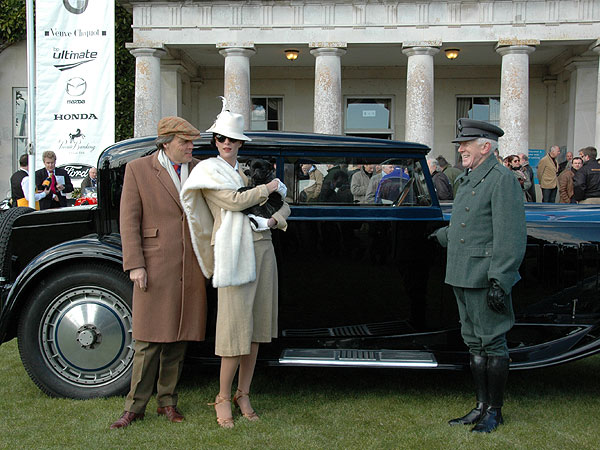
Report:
452,118,504,143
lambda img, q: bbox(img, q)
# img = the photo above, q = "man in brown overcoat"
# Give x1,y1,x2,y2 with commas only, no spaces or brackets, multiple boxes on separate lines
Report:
110,117,208,429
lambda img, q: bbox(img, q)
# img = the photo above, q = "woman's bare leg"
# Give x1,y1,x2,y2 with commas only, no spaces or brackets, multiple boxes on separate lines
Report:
235,342,259,415
214,356,240,425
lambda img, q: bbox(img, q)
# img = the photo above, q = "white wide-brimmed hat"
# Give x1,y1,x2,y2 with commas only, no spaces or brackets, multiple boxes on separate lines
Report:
206,97,251,141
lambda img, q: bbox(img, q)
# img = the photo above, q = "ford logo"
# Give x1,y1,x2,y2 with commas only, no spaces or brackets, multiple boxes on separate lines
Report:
59,164,92,179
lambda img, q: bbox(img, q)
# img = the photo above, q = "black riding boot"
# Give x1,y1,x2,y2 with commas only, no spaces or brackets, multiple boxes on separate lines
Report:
471,356,509,433
449,354,488,425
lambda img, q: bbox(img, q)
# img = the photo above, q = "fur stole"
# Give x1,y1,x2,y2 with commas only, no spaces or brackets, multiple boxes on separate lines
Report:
181,157,256,287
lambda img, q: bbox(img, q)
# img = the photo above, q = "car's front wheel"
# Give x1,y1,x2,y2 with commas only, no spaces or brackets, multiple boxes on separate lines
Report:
17,264,134,398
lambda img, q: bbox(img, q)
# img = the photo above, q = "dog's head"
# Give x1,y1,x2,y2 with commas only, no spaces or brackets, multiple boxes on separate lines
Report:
245,159,275,186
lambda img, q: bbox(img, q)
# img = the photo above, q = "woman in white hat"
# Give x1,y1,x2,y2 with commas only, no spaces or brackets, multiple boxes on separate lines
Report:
181,99,290,428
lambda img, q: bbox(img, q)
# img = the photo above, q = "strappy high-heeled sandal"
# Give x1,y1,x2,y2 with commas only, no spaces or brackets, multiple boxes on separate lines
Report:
208,394,234,429
233,388,260,421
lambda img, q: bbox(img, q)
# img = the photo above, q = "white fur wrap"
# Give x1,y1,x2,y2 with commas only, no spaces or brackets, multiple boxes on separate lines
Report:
180,157,256,288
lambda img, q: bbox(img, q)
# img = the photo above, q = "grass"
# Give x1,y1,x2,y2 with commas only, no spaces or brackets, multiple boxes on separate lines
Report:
1,338,599,449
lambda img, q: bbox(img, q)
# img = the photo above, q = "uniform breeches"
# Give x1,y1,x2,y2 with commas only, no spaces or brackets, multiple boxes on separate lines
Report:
215,239,278,357
124,340,187,413
453,287,514,357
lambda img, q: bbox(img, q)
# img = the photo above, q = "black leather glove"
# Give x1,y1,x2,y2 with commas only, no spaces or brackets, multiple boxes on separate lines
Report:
487,280,507,313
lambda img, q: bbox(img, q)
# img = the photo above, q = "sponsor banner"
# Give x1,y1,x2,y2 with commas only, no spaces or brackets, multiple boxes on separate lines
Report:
36,0,114,174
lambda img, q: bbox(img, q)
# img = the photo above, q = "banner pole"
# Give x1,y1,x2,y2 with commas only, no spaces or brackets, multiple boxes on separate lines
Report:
26,0,36,209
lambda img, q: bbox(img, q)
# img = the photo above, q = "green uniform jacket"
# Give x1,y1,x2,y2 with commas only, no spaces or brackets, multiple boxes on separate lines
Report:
434,154,527,294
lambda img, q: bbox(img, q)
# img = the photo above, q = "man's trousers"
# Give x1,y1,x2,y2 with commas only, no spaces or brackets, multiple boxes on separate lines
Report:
124,340,187,414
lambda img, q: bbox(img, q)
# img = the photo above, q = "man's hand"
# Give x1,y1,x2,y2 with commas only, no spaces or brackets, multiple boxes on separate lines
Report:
487,280,507,313
427,230,439,242
57,184,65,191
130,267,147,291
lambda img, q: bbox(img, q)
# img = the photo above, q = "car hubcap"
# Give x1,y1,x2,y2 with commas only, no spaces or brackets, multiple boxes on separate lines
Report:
40,287,133,387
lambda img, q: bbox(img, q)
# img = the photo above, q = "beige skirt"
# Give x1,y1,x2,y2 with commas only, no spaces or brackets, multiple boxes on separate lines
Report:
215,239,278,357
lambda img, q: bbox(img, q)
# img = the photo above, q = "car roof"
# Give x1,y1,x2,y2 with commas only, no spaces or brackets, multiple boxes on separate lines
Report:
99,131,431,168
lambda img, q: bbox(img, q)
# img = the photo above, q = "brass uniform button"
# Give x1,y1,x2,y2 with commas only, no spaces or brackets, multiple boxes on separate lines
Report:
460,239,465,243
461,223,466,227
465,207,470,212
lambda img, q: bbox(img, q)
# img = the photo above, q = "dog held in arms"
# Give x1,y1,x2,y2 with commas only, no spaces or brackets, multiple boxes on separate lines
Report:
238,159,284,227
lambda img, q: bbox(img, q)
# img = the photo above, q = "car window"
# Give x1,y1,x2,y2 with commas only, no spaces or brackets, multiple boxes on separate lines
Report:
284,157,432,206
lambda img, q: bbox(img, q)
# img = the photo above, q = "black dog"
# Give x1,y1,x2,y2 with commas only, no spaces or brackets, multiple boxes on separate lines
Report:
238,159,284,226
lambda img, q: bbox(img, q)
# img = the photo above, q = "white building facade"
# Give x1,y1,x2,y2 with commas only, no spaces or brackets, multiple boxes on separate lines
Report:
1,0,600,191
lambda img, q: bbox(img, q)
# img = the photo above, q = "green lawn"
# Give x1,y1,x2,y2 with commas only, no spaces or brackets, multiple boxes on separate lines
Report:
1,338,599,449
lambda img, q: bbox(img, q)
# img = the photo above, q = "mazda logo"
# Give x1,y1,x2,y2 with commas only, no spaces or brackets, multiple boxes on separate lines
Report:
66,78,87,97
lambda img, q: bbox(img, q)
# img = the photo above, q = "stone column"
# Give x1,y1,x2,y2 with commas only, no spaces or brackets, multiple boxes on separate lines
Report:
542,76,557,152
218,46,256,129
495,43,537,157
565,59,598,155
310,45,346,134
161,65,183,118
128,47,167,137
593,42,600,151
402,44,440,149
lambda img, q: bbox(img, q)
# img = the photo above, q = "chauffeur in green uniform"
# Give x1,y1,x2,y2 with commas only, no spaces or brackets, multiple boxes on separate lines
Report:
431,119,527,433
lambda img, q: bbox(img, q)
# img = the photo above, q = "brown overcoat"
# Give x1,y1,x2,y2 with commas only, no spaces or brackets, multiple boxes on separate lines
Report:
558,169,575,203
120,152,207,342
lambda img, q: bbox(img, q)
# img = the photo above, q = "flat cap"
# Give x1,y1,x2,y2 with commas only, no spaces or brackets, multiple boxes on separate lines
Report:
452,118,504,143
157,116,200,140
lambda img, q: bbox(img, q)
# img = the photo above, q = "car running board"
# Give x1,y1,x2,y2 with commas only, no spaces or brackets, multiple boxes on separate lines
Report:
279,349,437,368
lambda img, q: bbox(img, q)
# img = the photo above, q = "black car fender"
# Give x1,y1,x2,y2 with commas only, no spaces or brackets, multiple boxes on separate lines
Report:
0,235,125,343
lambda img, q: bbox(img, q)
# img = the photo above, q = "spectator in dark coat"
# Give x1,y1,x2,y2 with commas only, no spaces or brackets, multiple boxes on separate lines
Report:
437,155,462,196
518,153,536,202
427,158,453,201
573,146,600,204
319,170,353,203
558,151,573,174
34,150,74,209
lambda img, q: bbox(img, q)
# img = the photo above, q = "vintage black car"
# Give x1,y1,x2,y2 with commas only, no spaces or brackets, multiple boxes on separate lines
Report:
1,132,599,399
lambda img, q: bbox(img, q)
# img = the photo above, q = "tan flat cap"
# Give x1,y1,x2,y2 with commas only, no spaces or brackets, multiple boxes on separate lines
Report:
157,116,201,140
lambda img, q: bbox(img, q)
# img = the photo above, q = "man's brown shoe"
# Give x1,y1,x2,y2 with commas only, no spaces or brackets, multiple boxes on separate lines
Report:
110,411,144,429
157,405,184,423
